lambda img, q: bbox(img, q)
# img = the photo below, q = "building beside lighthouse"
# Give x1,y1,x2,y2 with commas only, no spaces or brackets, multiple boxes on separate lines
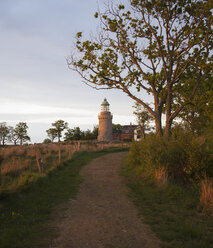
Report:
98,98,113,141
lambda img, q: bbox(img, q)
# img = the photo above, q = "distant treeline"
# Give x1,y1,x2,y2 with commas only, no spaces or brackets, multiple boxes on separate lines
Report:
0,120,98,146
45,120,98,143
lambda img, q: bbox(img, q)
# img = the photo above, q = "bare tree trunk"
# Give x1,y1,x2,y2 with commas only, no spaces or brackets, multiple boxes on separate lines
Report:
142,126,145,139
164,84,172,140
155,114,163,136
164,120,172,140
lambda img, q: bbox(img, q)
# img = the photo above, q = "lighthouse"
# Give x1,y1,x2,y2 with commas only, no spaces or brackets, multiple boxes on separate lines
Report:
98,98,113,141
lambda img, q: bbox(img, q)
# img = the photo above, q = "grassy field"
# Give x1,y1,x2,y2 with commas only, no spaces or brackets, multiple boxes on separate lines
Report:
0,142,130,193
0,148,128,248
122,165,213,248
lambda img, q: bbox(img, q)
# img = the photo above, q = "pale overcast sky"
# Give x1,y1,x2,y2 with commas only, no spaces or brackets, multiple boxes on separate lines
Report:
0,0,150,143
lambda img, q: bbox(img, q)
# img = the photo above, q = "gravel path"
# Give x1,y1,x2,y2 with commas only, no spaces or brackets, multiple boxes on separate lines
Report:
50,152,160,248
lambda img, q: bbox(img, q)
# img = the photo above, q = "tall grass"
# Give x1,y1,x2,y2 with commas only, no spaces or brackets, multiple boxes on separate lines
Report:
154,168,168,187
123,165,213,248
200,177,213,214
0,141,130,193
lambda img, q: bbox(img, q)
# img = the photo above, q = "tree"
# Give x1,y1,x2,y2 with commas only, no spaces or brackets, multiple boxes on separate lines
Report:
51,120,68,142
46,128,58,142
133,102,152,138
175,68,213,135
83,125,99,140
7,126,19,145
43,138,51,144
14,122,30,145
0,122,10,146
64,127,83,141
91,125,99,139
64,126,98,141
112,124,122,133
68,0,212,139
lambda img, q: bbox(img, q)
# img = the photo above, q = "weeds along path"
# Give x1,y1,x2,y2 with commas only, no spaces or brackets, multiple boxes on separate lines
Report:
49,152,159,248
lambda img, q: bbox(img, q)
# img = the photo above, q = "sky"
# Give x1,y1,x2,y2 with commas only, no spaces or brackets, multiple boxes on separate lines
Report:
0,0,150,143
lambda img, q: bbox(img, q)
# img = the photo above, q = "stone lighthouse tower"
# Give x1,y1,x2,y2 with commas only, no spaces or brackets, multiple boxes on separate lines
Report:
98,98,113,141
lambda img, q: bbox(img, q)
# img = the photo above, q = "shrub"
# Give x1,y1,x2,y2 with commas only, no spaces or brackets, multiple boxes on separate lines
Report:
200,177,213,215
127,133,213,183
126,141,142,167
154,167,168,187
166,140,186,179
183,137,209,182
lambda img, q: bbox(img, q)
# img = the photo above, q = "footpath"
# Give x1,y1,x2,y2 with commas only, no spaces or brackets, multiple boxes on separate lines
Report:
49,152,159,248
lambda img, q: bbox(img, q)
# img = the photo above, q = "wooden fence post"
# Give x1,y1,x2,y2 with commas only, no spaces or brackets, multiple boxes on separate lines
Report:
36,157,44,173
58,144,61,164
35,146,44,173
77,141,81,151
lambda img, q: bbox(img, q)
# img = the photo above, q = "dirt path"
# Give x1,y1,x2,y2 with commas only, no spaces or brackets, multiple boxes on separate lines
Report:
50,152,160,248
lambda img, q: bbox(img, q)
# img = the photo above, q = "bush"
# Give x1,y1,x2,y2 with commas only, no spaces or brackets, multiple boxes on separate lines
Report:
166,140,186,179
127,133,213,183
200,177,213,215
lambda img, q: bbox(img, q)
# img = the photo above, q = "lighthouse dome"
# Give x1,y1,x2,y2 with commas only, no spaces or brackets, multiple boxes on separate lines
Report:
101,98,110,112
101,98,110,106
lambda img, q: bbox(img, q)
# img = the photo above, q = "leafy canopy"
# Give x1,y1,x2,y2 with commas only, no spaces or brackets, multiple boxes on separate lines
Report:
69,0,212,137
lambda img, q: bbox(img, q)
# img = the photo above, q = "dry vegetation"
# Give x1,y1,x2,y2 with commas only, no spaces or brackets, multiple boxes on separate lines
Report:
154,168,168,188
0,141,129,192
200,177,213,215
127,134,213,215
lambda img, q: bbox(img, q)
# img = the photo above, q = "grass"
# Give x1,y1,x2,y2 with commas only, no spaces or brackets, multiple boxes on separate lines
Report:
200,177,213,214
0,148,128,248
122,165,213,248
0,142,130,192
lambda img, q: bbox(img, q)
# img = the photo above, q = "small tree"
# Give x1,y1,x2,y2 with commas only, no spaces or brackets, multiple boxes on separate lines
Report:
82,125,99,140
112,124,122,133
14,122,30,145
43,138,51,144
91,125,98,139
64,127,83,141
0,122,10,146
8,126,19,145
133,102,152,139
51,120,68,142
64,128,73,141
46,128,58,142
82,129,91,140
